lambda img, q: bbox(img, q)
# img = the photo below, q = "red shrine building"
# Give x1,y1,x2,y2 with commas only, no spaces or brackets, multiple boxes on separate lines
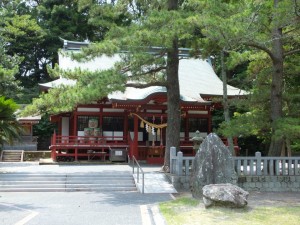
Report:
40,40,246,163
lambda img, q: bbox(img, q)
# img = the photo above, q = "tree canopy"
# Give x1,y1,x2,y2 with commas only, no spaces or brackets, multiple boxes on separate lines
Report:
3,0,300,156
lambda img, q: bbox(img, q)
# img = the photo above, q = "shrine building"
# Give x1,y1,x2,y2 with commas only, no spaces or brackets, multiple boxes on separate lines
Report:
40,40,246,163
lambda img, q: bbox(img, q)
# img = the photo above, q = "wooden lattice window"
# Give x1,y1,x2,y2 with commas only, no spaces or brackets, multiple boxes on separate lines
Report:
102,117,124,131
188,118,208,132
77,116,99,131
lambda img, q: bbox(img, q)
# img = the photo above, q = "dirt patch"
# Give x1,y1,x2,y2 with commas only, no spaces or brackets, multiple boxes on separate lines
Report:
248,191,300,207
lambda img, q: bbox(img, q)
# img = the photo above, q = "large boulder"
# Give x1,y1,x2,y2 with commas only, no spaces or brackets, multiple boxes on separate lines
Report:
190,133,237,198
202,183,249,208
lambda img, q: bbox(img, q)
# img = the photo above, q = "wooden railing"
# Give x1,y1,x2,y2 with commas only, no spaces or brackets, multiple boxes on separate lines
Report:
51,134,127,146
50,134,128,161
170,148,300,177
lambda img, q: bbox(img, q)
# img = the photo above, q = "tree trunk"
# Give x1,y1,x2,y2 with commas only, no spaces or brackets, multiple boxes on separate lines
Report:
221,50,235,156
163,0,180,172
268,0,284,156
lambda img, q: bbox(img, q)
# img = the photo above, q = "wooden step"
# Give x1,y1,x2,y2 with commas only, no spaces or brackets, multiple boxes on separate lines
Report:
0,150,24,162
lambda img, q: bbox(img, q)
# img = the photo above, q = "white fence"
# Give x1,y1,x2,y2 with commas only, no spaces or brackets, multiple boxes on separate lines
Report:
170,148,300,176
170,147,194,176
235,152,300,176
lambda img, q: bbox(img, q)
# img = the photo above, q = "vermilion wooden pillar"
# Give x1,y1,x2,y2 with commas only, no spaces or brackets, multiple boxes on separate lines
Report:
208,108,212,133
185,112,189,141
133,115,139,159
75,148,78,161
51,131,57,161
73,111,77,136
124,112,128,142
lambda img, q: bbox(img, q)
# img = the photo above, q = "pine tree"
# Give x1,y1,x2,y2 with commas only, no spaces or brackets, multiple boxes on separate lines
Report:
24,0,197,170
188,0,300,156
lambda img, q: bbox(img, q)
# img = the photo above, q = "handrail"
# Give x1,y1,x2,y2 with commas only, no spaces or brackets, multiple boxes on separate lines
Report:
132,156,145,194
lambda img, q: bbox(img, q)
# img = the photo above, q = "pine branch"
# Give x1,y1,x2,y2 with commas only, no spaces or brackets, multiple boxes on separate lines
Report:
284,48,300,57
245,42,275,62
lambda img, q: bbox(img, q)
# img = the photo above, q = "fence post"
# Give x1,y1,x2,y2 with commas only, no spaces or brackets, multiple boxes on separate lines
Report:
170,147,176,174
177,151,183,176
255,151,262,175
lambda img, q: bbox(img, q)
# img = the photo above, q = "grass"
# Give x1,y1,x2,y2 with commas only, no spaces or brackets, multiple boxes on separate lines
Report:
159,196,300,225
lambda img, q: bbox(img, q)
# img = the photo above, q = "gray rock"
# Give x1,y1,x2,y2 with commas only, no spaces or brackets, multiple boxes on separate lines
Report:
202,183,249,208
190,133,237,198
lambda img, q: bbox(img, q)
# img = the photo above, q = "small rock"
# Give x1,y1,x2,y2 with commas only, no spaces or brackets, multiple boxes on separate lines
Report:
202,183,249,208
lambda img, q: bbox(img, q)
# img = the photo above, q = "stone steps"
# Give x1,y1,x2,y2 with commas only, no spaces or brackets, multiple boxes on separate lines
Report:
0,172,137,192
1,150,24,162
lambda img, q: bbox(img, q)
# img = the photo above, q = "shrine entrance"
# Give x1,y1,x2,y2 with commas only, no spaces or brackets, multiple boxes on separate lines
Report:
130,113,167,164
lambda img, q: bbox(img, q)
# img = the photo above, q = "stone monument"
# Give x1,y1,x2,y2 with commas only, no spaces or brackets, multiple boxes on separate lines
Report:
190,133,237,198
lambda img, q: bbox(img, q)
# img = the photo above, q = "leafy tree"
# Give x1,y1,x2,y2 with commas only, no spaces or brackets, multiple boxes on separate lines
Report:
0,1,24,100
0,42,23,100
1,0,103,103
34,0,101,67
0,96,22,148
187,0,300,156
1,2,46,102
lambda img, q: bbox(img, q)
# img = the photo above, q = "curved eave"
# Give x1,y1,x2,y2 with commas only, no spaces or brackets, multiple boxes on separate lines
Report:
110,92,210,105
200,93,248,99
17,115,41,124
38,77,76,91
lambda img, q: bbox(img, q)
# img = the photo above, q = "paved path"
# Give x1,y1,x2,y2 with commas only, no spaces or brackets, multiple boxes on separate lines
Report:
0,162,175,225
0,192,172,225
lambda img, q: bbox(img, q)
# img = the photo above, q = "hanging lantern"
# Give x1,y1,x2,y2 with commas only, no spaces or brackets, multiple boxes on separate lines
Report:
152,127,155,135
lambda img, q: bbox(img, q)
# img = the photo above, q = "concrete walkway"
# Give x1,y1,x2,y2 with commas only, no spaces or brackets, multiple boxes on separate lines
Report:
0,162,173,225
132,165,177,194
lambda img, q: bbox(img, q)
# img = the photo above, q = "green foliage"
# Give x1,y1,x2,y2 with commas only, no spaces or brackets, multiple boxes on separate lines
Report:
1,4,46,101
0,43,23,100
2,14,46,79
33,115,56,138
23,0,197,115
1,0,107,103
16,0,300,155
0,96,19,118
186,0,300,155
0,96,22,146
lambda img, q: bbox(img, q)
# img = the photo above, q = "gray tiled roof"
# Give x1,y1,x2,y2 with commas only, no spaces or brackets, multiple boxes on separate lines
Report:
39,40,247,102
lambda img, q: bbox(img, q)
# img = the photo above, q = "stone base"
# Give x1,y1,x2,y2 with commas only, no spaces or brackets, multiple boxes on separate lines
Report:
238,175,300,192
166,174,191,191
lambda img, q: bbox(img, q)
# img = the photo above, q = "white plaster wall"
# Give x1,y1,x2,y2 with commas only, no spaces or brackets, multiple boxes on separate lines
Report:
61,117,70,136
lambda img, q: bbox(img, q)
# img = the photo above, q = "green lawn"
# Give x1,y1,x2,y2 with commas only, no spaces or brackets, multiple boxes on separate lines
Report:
159,197,300,225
